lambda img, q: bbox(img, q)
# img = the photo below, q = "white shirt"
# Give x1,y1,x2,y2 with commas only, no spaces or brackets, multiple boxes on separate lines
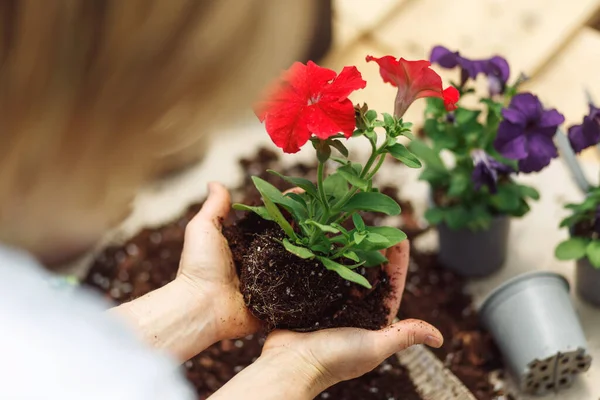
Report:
0,245,195,400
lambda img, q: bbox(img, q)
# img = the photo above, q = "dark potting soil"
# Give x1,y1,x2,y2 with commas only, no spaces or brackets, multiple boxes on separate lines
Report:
84,147,504,400
223,212,390,331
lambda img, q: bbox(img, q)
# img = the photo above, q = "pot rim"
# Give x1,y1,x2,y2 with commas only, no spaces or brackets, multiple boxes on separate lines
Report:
479,271,570,318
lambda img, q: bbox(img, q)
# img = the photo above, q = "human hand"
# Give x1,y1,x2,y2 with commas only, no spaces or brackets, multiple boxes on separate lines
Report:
260,240,443,392
177,182,260,341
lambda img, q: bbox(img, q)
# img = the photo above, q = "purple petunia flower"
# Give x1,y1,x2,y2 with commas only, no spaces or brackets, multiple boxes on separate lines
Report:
430,46,510,94
567,103,600,153
471,150,514,193
493,93,565,173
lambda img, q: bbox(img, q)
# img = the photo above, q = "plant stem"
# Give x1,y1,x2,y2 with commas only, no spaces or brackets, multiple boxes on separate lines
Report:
317,161,330,217
332,240,356,259
365,154,386,180
360,139,379,179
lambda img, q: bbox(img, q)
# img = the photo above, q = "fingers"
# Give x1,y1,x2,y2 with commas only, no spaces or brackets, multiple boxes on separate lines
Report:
371,318,443,359
283,187,304,195
383,240,410,323
190,182,231,229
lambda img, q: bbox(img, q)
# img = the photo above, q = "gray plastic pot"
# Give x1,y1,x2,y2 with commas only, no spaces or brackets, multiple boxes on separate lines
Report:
576,257,600,307
437,215,510,277
480,272,592,395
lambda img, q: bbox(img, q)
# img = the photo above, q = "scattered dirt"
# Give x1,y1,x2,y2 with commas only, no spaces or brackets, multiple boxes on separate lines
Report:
83,147,504,400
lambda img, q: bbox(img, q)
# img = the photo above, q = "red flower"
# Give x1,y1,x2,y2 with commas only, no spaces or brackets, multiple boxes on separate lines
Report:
255,61,367,153
366,55,459,117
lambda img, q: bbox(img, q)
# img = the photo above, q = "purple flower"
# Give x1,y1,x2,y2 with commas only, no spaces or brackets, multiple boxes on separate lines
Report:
471,150,514,193
494,93,564,173
430,46,510,94
568,104,600,153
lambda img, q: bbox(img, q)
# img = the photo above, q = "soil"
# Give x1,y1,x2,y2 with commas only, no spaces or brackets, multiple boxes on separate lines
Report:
83,147,505,400
223,212,390,331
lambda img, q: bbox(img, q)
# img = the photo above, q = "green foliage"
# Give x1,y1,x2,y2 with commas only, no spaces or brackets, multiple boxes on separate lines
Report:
414,80,541,231
556,187,600,267
234,106,417,287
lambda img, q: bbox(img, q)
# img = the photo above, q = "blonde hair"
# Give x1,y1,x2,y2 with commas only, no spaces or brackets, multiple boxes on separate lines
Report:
0,0,315,262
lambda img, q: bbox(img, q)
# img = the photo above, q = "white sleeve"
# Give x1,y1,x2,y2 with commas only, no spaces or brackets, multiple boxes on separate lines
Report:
0,245,196,400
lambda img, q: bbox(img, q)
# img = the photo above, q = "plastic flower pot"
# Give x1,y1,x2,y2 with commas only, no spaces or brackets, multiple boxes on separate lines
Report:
576,257,600,307
437,215,510,277
480,272,592,395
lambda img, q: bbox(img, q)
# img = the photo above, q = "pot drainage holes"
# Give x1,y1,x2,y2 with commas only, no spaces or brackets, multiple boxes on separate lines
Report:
523,349,592,395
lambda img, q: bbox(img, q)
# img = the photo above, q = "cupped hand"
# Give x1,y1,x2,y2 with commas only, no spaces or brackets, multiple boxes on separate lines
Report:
260,240,443,390
177,182,260,341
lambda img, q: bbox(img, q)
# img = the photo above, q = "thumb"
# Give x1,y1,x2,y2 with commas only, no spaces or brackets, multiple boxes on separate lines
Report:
371,318,443,359
191,182,231,229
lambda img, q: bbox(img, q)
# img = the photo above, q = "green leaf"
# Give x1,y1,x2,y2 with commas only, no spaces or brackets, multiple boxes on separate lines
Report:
267,170,318,198
419,168,450,185
330,140,349,157
387,143,422,168
490,184,520,212
447,173,470,197
409,140,447,172
319,257,372,289
252,177,306,219
365,109,377,122
383,113,395,127
306,220,340,234
454,108,481,125
261,194,297,240
560,214,584,229
355,250,388,267
232,204,273,221
352,213,366,231
338,166,369,191
282,239,314,259
353,231,367,245
366,232,388,243
354,226,407,251
343,251,360,262
425,207,445,225
341,192,401,216
351,162,362,175
586,240,600,267
444,206,471,230
518,184,540,201
555,237,590,260
323,173,349,202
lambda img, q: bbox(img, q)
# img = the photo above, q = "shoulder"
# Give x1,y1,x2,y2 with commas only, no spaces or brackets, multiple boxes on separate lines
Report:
0,245,195,400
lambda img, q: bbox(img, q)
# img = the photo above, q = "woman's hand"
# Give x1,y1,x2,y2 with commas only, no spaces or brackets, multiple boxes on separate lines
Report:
260,241,442,391
112,182,258,362
211,241,443,400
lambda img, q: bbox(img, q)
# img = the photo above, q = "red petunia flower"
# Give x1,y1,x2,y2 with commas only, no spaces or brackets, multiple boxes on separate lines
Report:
366,55,459,118
255,61,367,153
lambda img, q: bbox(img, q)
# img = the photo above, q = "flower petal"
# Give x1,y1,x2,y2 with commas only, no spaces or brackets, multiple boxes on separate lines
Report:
518,133,558,173
501,108,527,126
307,99,356,139
568,116,600,153
486,56,510,83
442,86,459,111
494,121,528,160
320,65,366,102
429,46,459,69
509,93,543,121
305,61,337,99
539,108,565,128
264,105,312,153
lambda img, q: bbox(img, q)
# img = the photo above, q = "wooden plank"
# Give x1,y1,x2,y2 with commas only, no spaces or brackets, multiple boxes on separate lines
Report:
373,0,600,77
524,27,600,161
334,0,407,32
